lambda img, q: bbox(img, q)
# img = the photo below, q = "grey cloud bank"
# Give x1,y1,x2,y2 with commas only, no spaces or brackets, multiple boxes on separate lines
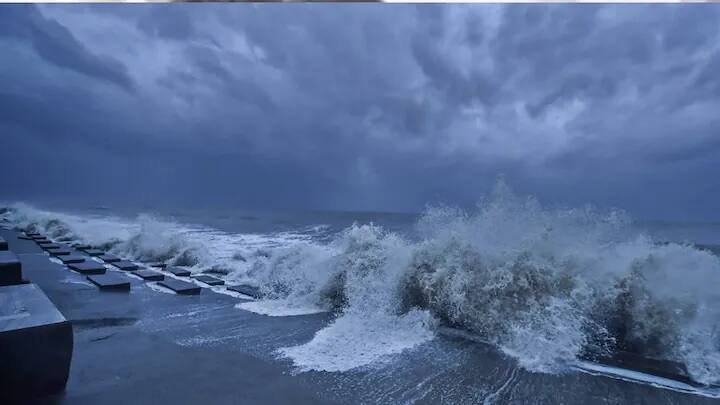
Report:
1,4,719,220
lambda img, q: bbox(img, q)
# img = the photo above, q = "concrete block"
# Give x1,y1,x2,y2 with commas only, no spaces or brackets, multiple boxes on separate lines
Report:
81,248,104,256
158,279,201,295
112,261,139,271
31,235,48,241
0,251,23,287
68,262,106,275
133,270,164,281
0,283,73,401
192,275,224,286
58,255,86,265
48,248,72,256
227,284,263,299
99,254,121,263
149,262,167,269
25,232,41,238
72,243,91,250
87,274,130,291
40,243,61,250
167,267,191,277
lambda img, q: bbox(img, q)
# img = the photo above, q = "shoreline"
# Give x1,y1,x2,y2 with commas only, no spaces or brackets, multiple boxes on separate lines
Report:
1,225,719,404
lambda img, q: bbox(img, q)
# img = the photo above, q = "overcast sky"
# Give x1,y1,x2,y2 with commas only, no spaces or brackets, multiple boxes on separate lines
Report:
1,4,719,220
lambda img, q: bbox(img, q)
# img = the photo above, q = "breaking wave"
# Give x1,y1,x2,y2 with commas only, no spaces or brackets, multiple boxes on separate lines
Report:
3,181,720,384
241,182,720,383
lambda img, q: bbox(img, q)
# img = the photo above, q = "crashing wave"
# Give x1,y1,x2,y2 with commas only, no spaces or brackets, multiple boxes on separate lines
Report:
3,183,720,384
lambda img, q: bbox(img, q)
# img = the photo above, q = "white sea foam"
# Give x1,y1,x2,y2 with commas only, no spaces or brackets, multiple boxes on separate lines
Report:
4,181,720,383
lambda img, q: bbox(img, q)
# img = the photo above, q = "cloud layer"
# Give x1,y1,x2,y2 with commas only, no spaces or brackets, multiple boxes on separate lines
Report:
1,4,719,220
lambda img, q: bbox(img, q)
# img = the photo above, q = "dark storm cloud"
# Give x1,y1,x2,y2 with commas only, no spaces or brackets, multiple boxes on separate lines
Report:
1,4,720,220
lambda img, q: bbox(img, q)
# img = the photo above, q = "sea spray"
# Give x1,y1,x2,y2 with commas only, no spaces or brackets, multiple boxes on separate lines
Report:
3,186,720,384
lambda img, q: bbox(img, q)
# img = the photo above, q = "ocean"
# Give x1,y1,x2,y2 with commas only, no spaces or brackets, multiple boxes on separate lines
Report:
2,186,720,402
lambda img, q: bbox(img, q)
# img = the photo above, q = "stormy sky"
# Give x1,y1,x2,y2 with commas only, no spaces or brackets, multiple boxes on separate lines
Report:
1,4,720,220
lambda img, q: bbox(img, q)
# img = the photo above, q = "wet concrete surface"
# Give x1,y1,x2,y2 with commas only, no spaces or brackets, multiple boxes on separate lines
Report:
1,228,718,405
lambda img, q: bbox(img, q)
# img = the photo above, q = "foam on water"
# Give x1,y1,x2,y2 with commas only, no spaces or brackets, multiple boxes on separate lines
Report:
3,181,720,384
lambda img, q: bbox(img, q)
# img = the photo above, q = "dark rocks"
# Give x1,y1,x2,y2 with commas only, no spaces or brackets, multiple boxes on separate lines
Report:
227,284,263,299
68,262,106,275
133,270,164,281
0,251,23,286
112,261,139,271
158,279,201,295
58,255,86,265
0,283,73,402
192,275,225,286
167,267,191,277
99,254,121,263
87,274,130,291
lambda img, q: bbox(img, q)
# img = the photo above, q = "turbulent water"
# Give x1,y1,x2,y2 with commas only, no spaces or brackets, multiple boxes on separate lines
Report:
2,183,720,386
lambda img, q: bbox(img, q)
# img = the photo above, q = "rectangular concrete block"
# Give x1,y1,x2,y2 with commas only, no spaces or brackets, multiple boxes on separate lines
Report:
72,243,91,250
167,267,191,277
68,262,106,275
40,243,61,250
31,235,48,241
112,261,139,271
82,249,104,256
99,254,121,263
149,262,167,269
227,284,263,299
133,270,164,281
58,255,86,265
0,283,73,401
17,234,34,240
87,274,130,291
192,275,225,286
25,232,41,238
0,251,23,287
158,279,201,295
48,248,72,256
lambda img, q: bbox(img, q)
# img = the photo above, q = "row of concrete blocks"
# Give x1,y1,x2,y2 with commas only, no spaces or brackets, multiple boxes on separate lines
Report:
0,244,73,402
25,231,263,299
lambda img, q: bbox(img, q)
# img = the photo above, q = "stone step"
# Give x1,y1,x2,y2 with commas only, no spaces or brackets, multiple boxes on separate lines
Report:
81,249,105,256
133,270,164,281
0,283,73,401
158,279,201,295
47,248,72,256
67,262,106,275
98,254,121,263
112,261,139,271
192,275,225,286
58,255,86,265
87,274,130,291
227,284,263,299
167,267,191,277
40,243,61,250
